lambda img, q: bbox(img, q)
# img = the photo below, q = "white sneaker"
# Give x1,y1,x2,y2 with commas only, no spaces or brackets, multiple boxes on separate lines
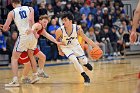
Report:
38,71,49,78
31,75,39,84
113,52,117,56
21,77,31,84
5,80,20,87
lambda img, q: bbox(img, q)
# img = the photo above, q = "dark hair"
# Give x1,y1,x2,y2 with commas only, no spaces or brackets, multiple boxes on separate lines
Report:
11,0,21,4
61,13,74,21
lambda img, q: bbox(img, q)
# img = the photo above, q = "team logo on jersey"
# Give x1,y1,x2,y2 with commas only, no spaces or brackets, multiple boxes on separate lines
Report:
66,37,75,45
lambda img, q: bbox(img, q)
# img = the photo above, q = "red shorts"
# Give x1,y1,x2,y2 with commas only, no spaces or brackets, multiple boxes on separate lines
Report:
18,48,40,64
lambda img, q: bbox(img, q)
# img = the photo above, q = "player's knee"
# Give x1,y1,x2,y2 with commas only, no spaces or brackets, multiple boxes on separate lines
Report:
79,57,88,65
69,55,77,63
24,62,31,68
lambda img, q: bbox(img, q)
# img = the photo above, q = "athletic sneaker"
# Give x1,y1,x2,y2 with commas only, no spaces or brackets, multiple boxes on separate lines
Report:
38,71,49,78
31,75,39,84
81,72,90,84
5,80,20,87
84,63,93,71
21,77,31,84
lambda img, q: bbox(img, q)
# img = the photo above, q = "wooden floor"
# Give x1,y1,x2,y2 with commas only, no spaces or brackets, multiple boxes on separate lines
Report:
0,56,140,93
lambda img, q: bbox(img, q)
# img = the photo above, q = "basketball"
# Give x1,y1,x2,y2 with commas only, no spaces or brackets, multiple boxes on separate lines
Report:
90,47,103,60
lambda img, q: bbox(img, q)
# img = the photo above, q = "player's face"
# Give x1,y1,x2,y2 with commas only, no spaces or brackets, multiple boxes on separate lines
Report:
41,19,48,28
62,17,72,28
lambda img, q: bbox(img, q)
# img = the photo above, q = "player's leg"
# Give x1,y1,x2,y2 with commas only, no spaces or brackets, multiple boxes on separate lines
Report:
61,47,90,84
134,73,140,93
27,49,39,84
74,45,93,71
5,36,27,87
35,50,49,78
69,54,90,84
21,62,32,83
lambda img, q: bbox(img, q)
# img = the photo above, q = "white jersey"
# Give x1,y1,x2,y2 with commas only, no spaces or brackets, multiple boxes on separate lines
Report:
13,6,30,36
60,24,80,48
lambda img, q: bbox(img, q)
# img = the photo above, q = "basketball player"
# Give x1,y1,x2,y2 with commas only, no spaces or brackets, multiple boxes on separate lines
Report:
130,1,140,93
55,13,100,84
0,0,38,87
19,15,63,84
18,48,48,84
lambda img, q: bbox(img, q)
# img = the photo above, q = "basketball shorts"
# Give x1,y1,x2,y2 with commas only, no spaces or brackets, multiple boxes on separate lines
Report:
61,45,85,58
18,48,39,64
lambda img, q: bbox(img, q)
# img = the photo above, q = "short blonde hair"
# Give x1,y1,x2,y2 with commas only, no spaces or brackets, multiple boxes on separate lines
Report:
39,15,50,21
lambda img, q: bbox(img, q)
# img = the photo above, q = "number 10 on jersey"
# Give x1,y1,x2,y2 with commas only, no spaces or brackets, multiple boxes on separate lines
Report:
19,10,27,19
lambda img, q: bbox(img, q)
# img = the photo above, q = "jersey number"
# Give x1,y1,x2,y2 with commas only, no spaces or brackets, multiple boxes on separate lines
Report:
19,10,27,19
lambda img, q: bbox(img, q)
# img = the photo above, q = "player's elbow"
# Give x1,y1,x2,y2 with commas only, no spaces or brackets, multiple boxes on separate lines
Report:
134,9,140,15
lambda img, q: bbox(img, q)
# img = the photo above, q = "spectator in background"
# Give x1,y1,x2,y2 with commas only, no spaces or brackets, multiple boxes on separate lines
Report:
109,27,118,56
80,1,90,17
32,0,39,22
95,9,103,25
47,4,54,18
80,13,88,33
122,20,130,45
63,2,74,14
101,26,113,56
117,28,125,56
97,0,103,7
54,0,62,15
90,2,97,16
102,7,112,27
39,2,47,16
48,19,60,61
71,0,81,12
6,31,18,66
86,13,95,29
0,30,7,54
86,27,106,57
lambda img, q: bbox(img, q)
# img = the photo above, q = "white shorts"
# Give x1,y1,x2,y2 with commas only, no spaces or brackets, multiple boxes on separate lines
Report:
14,34,37,52
60,45,85,58
27,34,37,50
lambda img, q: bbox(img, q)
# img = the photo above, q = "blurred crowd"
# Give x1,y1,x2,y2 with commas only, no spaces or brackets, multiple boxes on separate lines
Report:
1,0,140,64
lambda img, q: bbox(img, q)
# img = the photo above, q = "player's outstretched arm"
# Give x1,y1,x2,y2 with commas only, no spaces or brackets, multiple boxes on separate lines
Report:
130,1,140,43
77,26,99,48
55,29,65,56
2,11,13,31
41,29,59,44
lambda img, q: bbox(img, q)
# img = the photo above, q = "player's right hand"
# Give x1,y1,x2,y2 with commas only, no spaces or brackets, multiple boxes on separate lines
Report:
130,31,137,44
56,42,66,46
26,28,33,35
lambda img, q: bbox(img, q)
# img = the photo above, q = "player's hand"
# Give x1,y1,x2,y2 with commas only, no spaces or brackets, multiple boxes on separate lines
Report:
130,31,137,44
59,51,65,56
26,28,33,35
56,42,66,46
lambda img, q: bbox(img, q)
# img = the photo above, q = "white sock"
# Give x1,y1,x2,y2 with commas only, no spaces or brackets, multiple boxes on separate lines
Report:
33,73,38,76
38,68,43,73
13,76,18,81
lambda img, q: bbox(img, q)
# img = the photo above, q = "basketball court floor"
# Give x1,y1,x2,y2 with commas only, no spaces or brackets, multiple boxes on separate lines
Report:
0,56,139,93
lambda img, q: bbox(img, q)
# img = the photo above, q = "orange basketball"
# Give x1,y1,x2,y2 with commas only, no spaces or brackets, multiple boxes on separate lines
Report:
90,47,103,60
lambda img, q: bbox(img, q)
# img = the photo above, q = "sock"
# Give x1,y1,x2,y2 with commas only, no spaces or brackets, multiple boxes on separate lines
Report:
33,73,38,76
38,68,43,73
13,76,18,81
